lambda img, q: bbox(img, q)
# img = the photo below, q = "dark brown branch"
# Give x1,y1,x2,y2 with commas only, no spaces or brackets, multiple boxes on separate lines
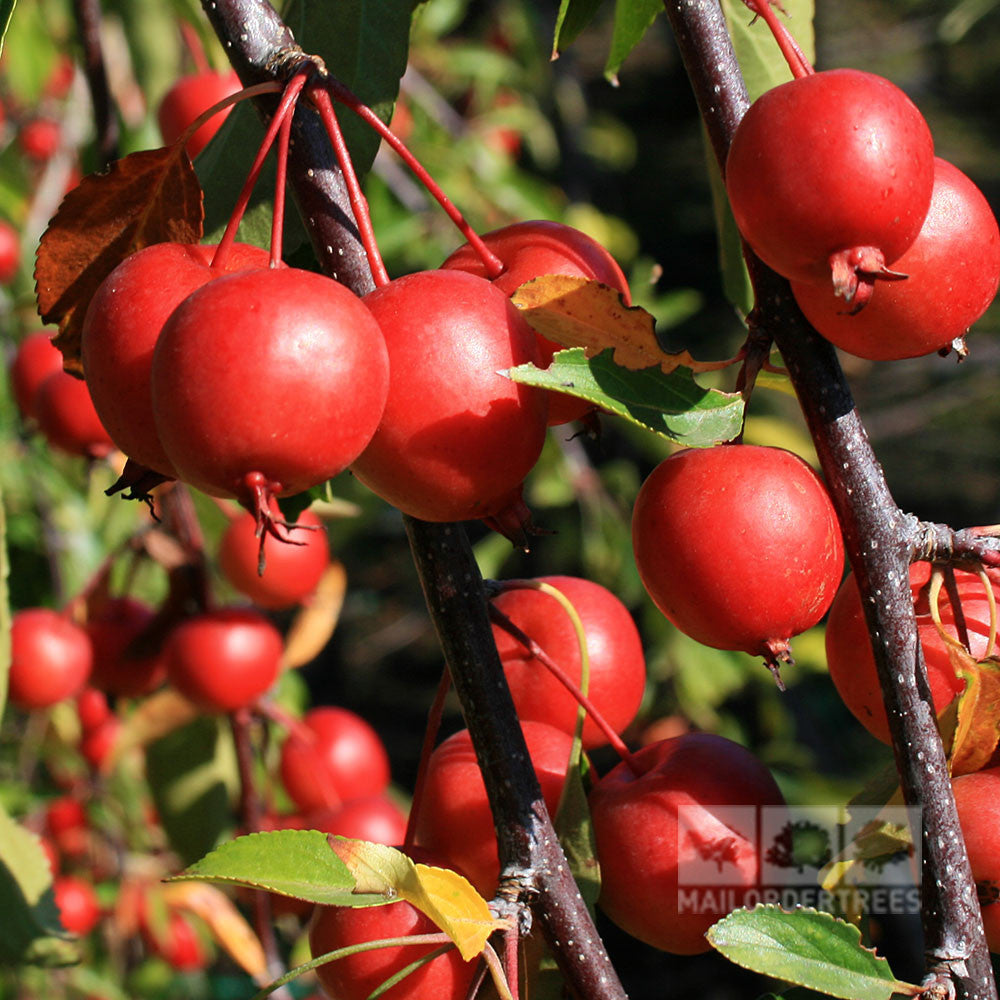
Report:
199,0,375,295
72,0,119,167
662,2,997,996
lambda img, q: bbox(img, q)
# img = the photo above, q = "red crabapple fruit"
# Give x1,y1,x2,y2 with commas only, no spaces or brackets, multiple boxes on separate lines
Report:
9,608,92,710
157,69,242,158
10,331,63,420
490,576,646,748
81,241,272,477
632,445,844,668
951,766,1000,952
825,562,989,744
280,707,391,813
34,370,114,459
351,269,548,530
726,69,934,302
589,732,785,954
791,157,1000,360
151,267,389,516
164,607,283,713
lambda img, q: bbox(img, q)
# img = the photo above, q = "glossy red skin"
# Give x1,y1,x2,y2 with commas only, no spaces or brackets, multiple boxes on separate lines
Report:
9,608,93,710
589,732,785,955
165,608,282,713
157,69,241,157
951,767,1000,952
11,332,63,419
792,158,1000,360
309,848,477,1000
152,267,389,500
303,795,408,846
54,876,101,936
441,220,631,425
19,118,61,161
632,446,844,656
0,219,20,284
490,575,646,748
34,370,114,459
413,721,574,897
726,69,934,287
219,507,329,609
86,597,166,697
81,241,271,476
352,270,548,522
825,562,984,744
280,707,391,812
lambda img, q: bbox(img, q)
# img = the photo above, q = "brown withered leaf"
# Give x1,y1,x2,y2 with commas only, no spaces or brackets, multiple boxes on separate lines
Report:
162,881,267,983
108,688,201,766
281,560,347,671
511,275,736,376
947,653,1000,776
35,146,204,372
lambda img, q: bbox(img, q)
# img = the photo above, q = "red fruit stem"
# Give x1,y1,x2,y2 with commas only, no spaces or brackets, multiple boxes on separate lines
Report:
487,602,640,776
180,20,211,75
178,79,282,171
402,666,451,853
211,76,305,271
270,91,294,267
308,85,390,287
740,0,814,78
324,77,505,280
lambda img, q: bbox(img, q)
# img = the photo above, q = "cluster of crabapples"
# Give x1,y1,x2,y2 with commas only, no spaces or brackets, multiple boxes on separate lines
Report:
725,20,1000,360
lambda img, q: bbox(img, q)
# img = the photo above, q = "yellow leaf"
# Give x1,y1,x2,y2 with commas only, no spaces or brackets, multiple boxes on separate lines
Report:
511,275,736,376
282,561,347,671
162,881,267,982
948,655,1000,776
328,839,502,961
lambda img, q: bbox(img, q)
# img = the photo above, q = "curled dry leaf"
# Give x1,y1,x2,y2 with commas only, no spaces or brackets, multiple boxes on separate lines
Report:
511,274,736,376
281,560,347,670
947,653,1000,776
162,880,267,983
34,147,204,372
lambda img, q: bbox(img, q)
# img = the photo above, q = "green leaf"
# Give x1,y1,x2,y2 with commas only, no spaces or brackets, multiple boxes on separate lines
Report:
553,753,600,912
507,348,744,447
0,0,17,58
605,0,664,83
0,803,79,967
553,0,607,57
722,0,815,104
173,830,390,907
145,716,238,866
707,906,921,1000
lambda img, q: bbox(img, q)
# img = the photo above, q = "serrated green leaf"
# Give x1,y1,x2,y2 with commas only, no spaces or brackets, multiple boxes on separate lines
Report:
553,0,606,57
173,830,389,907
553,753,600,912
605,0,663,82
0,803,79,967
507,348,744,447
707,906,921,1000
